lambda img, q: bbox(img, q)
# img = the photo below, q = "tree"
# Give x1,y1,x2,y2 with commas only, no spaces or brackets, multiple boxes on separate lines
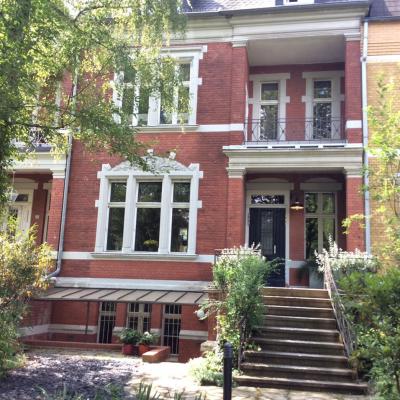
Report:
0,0,188,205
367,74,400,267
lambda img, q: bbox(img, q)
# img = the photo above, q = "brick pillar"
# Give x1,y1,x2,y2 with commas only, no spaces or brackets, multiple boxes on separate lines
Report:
345,174,365,251
226,175,245,248
345,36,363,143
46,178,65,249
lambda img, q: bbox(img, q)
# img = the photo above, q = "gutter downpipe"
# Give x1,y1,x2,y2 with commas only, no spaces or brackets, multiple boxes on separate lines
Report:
47,72,77,279
361,20,371,254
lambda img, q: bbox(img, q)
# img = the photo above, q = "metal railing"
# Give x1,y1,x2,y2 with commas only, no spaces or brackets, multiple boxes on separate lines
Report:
14,129,51,151
244,117,345,144
323,260,356,357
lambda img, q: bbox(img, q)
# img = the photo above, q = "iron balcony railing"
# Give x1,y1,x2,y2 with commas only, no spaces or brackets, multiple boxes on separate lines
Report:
244,117,345,144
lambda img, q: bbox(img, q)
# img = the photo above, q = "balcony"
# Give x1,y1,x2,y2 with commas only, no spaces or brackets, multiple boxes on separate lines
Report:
244,117,345,146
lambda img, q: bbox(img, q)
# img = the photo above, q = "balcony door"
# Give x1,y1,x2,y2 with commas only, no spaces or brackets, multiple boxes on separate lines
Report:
249,208,286,287
260,82,279,140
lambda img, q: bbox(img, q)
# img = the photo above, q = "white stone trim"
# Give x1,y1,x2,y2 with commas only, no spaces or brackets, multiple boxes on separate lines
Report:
247,182,294,191
135,123,245,133
284,0,314,5
43,183,52,190
55,277,210,292
300,182,343,191
179,330,208,341
12,152,66,178
346,120,362,129
61,251,214,263
13,181,39,190
19,324,49,337
367,55,400,63
49,324,97,334
302,71,344,140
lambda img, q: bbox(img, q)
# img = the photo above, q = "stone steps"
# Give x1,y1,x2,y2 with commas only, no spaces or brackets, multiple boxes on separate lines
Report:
235,287,367,394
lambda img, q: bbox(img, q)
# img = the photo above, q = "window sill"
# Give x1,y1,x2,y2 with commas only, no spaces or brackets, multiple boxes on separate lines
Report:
135,125,199,133
90,252,198,261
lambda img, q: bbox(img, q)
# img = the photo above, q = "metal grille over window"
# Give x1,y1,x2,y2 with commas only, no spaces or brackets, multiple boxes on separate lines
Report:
127,303,152,333
98,302,116,344
171,182,190,252
313,80,332,139
106,182,126,251
163,304,182,355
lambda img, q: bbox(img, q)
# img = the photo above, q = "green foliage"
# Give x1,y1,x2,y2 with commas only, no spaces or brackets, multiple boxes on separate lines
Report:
139,331,158,345
206,247,272,367
135,381,206,400
188,350,224,387
0,221,52,375
118,328,141,345
340,268,400,398
38,383,124,399
0,0,188,207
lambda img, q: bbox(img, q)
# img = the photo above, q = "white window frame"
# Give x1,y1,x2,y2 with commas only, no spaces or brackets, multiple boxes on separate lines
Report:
95,160,203,256
113,48,204,127
302,71,344,140
249,73,290,141
126,303,152,334
304,192,337,258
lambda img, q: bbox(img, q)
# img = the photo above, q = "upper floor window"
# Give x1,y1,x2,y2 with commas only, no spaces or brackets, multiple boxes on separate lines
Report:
114,48,204,127
313,80,332,139
95,157,203,256
260,82,279,140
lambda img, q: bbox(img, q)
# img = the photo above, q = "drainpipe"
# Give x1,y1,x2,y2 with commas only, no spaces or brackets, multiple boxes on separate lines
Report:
361,20,371,254
48,68,78,279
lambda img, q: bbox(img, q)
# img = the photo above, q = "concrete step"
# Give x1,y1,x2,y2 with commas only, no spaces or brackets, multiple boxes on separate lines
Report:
263,295,332,308
244,350,349,368
234,375,368,395
264,314,337,330
262,287,329,299
254,326,341,342
252,338,345,356
241,362,356,383
265,304,334,319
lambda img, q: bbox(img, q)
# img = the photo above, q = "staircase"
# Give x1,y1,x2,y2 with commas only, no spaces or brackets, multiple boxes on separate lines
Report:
235,287,368,394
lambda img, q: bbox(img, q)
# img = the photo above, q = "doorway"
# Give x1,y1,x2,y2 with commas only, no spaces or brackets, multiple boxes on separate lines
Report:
249,208,286,287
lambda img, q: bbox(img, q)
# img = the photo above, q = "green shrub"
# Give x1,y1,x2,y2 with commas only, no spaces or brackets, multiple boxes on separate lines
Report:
188,350,224,386
340,267,400,399
118,328,141,345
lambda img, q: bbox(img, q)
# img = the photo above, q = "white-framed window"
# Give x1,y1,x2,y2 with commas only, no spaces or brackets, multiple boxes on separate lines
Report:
126,303,152,333
162,304,182,355
249,73,290,141
302,71,344,140
113,47,204,127
304,192,337,259
95,157,203,255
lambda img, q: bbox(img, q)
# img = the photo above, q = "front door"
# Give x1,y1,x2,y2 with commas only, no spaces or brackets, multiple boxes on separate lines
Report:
249,208,286,287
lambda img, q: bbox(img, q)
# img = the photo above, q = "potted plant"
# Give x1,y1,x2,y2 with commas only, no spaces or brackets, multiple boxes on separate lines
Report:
119,328,141,356
138,331,158,355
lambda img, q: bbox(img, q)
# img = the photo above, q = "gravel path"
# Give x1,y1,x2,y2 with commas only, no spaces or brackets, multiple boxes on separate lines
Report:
0,349,139,399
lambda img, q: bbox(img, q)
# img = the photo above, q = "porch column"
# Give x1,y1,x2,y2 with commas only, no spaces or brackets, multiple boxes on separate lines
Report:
345,171,365,251
226,170,245,248
344,34,363,143
46,176,65,249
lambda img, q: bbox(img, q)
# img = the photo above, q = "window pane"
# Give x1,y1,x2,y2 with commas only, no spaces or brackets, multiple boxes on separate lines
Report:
314,80,331,99
261,83,279,101
138,182,162,202
260,104,278,140
306,217,318,259
123,65,136,84
313,103,332,139
322,193,335,213
107,208,125,251
171,208,189,252
173,182,190,202
110,182,126,202
179,63,190,81
122,86,134,124
15,194,29,202
134,208,160,251
251,195,284,205
138,87,149,126
323,218,335,250
178,85,189,124
305,193,318,213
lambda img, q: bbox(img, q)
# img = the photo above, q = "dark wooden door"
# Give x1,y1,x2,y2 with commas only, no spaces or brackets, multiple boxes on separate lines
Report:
249,208,286,287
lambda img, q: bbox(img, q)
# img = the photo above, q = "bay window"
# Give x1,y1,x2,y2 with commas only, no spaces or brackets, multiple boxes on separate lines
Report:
95,158,202,256
305,192,336,259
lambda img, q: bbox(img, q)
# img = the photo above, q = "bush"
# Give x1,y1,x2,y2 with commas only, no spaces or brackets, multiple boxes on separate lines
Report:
118,328,141,345
339,267,400,399
188,350,224,386
0,222,52,376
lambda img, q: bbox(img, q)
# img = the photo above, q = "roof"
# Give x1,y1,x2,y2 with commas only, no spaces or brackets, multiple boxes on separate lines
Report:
369,0,400,19
184,0,368,14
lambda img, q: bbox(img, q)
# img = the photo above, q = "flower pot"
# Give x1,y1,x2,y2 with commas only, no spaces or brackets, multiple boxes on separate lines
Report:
122,343,135,356
138,344,151,356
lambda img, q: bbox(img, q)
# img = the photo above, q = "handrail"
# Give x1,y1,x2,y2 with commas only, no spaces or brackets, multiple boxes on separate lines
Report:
323,258,356,357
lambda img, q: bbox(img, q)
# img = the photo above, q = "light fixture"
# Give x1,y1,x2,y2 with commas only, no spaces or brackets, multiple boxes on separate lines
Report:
195,309,206,320
290,198,304,211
